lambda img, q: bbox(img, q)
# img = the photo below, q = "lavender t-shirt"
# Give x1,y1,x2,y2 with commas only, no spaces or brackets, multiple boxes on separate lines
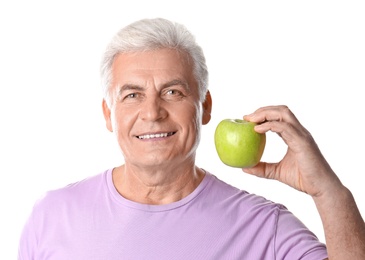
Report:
18,169,328,259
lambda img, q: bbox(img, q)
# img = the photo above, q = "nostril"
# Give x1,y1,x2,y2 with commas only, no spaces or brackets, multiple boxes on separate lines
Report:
139,101,167,121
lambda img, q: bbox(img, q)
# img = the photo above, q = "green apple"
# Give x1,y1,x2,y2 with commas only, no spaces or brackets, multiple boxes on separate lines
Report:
214,119,266,168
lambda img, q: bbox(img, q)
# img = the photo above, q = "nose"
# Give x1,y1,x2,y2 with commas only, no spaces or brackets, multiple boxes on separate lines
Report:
139,96,167,121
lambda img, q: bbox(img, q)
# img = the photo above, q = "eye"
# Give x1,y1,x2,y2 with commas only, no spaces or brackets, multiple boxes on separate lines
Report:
166,89,184,96
126,93,137,99
163,89,185,101
165,88,185,100
121,92,143,103
123,92,143,100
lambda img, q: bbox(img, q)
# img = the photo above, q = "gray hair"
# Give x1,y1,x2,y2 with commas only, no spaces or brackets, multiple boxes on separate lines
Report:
100,18,209,105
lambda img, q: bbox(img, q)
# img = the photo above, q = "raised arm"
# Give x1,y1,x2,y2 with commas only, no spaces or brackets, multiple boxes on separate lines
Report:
243,105,365,260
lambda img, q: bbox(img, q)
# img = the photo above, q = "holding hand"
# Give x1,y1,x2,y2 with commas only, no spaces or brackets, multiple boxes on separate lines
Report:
243,105,342,198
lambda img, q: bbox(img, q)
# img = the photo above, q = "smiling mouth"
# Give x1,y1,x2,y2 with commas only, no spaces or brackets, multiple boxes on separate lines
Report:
136,132,176,140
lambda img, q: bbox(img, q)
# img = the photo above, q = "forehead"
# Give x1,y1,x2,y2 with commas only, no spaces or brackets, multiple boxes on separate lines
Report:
111,48,195,84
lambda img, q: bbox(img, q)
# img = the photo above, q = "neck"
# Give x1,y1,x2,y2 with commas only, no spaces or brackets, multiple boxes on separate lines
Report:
112,163,205,205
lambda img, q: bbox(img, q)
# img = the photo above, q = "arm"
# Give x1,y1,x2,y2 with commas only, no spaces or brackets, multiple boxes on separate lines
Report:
243,105,365,260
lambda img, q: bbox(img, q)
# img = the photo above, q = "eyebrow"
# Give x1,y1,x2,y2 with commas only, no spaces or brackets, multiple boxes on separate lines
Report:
116,84,144,97
117,79,190,94
162,79,190,91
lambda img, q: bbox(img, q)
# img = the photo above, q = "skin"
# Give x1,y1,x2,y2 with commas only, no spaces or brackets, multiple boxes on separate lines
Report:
102,48,212,205
244,106,365,259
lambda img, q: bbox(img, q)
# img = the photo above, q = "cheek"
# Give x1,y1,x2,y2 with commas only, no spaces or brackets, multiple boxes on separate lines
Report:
110,109,130,135
175,102,200,122
180,102,202,136
190,102,202,127
185,103,203,152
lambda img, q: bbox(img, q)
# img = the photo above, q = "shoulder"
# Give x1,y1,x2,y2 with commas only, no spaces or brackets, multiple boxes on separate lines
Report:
33,169,110,211
205,173,327,258
204,172,286,216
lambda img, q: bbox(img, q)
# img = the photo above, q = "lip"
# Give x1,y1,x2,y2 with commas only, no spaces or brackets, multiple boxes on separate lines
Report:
135,131,177,140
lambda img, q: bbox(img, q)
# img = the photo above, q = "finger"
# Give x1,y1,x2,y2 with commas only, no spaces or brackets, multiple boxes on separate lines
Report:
255,120,298,140
244,105,300,126
242,162,278,180
255,120,312,152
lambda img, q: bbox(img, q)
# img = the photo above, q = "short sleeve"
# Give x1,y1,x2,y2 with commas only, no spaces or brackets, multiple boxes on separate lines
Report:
274,205,328,259
18,209,37,260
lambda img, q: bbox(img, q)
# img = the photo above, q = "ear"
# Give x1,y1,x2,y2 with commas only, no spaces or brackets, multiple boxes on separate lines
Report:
202,90,212,125
102,99,113,132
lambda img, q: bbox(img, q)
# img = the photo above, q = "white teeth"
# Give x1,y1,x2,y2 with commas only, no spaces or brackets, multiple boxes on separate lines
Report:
138,133,170,139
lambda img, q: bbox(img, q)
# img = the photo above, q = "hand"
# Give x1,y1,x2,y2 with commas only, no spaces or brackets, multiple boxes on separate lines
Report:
243,105,342,198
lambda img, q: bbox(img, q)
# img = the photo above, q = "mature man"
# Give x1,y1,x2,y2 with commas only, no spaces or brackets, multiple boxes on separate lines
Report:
18,18,365,259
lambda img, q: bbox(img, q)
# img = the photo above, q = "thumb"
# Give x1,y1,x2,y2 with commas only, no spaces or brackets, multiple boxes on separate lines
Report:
242,162,276,180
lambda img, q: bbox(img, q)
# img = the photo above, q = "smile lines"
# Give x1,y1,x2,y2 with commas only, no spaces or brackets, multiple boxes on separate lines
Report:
137,132,175,139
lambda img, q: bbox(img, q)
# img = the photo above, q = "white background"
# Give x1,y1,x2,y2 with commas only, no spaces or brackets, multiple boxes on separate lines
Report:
1,1,364,258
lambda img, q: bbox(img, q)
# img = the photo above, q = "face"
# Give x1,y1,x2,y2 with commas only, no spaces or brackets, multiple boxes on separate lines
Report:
102,48,211,170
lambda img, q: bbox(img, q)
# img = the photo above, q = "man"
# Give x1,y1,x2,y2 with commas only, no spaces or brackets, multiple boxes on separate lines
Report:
18,18,365,259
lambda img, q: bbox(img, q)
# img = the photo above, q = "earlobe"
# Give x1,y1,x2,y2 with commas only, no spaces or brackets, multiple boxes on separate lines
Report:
102,99,113,132
202,90,212,125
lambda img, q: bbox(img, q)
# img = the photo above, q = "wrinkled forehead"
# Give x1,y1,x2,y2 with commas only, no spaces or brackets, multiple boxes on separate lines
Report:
112,48,192,71
111,48,198,92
